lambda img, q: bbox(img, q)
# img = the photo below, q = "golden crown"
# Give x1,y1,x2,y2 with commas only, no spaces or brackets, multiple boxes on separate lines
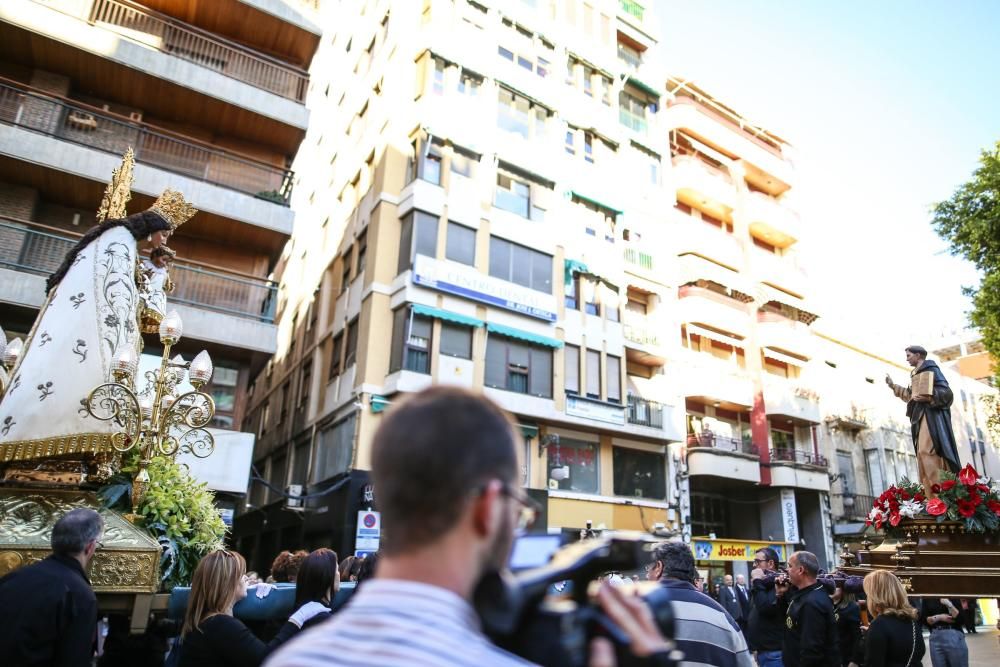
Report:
149,189,197,230
97,148,135,223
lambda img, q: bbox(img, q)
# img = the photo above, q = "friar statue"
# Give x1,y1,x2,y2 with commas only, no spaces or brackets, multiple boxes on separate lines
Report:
884,345,961,497
0,150,196,484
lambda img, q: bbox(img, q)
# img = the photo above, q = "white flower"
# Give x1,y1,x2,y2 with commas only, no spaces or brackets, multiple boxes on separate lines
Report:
977,475,991,486
898,499,923,518
868,507,883,522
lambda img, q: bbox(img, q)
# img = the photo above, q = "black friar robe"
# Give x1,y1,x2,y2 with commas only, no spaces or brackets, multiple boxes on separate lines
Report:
907,359,961,473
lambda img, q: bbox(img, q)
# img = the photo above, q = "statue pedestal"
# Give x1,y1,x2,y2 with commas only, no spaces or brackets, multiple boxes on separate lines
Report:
841,519,1000,597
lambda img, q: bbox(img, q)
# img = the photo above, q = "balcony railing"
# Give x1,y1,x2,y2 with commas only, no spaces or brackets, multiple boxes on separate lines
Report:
769,448,829,468
624,247,654,270
619,0,645,22
87,0,308,102
626,395,663,428
687,431,758,456
0,79,293,204
619,107,648,134
832,493,877,522
0,218,277,322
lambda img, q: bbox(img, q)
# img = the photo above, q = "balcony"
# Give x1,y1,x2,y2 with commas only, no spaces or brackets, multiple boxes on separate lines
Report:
0,79,292,204
686,430,761,483
623,247,655,272
671,154,736,215
832,493,877,523
677,285,752,338
623,313,664,366
757,311,815,360
89,0,309,102
0,218,276,324
676,350,754,409
825,406,871,432
767,448,830,491
663,95,794,194
746,191,800,249
626,395,663,428
674,219,742,270
763,377,821,424
752,248,808,298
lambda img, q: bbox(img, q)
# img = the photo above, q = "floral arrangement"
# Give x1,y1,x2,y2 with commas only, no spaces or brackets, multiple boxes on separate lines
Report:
866,464,1000,534
100,454,227,590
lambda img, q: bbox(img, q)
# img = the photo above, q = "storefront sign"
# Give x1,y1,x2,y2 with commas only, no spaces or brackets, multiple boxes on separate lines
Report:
414,255,558,322
566,395,626,426
691,538,789,563
781,489,800,544
355,510,381,557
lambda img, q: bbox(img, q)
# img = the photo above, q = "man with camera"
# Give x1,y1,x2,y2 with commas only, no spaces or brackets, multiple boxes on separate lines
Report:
748,548,786,667
267,386,672,667
773,551,839,667
646,542,753,667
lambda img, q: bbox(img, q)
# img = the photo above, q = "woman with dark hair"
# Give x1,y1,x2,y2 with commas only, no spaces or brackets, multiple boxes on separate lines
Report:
0,181,195,477
289,549,340,631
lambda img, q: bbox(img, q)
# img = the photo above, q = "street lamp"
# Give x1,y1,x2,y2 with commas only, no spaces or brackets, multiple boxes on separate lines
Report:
86,310,217,519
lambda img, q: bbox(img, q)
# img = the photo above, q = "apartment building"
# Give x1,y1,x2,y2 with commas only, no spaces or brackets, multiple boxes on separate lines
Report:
232,0,690,569
0,0,320,511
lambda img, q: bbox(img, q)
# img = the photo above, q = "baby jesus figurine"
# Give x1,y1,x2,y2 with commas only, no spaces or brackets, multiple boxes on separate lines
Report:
139,245,176,334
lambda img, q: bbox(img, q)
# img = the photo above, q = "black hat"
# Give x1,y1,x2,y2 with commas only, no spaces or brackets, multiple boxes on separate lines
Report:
904,345,927,356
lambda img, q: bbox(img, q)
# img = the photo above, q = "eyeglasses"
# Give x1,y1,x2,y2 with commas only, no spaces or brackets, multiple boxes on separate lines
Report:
498,481,542,531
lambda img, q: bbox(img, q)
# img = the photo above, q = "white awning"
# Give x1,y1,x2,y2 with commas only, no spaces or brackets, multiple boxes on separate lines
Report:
763,347,808,366
685,323,746,349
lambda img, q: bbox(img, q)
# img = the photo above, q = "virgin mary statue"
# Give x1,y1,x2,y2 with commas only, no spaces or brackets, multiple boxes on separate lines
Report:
0,151,196,483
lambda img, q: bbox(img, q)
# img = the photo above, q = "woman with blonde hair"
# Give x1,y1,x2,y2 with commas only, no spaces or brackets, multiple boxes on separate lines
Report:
862,570,925,667
176,550,326,667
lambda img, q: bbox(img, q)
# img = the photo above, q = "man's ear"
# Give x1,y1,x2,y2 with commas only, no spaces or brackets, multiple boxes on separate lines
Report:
471,480,503,538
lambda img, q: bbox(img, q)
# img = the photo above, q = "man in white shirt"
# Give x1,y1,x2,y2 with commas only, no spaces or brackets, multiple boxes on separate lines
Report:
267,386,670,667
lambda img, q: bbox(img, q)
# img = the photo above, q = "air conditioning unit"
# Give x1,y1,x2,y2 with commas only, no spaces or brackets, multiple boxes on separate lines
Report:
286,484,303,509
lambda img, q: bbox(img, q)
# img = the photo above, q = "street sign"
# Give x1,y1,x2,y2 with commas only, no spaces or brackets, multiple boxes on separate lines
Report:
355,510,381,556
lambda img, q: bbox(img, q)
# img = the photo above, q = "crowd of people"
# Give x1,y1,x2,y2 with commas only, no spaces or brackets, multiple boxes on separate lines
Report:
0,386,993,667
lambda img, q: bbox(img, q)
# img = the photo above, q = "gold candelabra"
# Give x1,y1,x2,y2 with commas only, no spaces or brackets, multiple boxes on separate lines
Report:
86,310,217,520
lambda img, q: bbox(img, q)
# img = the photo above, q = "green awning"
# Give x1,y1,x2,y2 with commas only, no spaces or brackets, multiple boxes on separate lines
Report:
626,74,662,100
411,304,484,327
571,190,623,215
519,424,539,439
487,323,564,349
564,258,590,285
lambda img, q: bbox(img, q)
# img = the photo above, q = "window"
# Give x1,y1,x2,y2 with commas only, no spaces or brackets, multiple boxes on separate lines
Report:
586,349,601,399
397,210,439,274
613,447,665,499
328,333,343,380
291,440,310,485
278,380,291,424
565,273,578,310
344,319,359,367
771,429,794,452
208,365,239,429
298,361,312,410
340,251,352,294
412,141,443,185
836,452,856,493
691,493,727,537
485,336,553,397
495,172,530,218
446,222,476,266
565,344,580,395
584,133,594,162
488,236,552,293
607,354,621,403
565,130,576,155
548,438,598,493
432,58,445,95
450,149,476,178
497,87,550,140
620,88,657,133
440,323,473,359
458,71,481,97
356,230,367,277
312,414,356,482
259,401,270,437
390,310,432,374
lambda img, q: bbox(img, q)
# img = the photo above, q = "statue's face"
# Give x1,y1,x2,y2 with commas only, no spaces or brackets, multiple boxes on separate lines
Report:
905,351,923,367
150,230,171,248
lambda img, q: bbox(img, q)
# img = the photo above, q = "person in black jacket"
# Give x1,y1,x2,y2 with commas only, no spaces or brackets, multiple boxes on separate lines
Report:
0,507,104,667
775,551,839,667
862,571,925,667
289,548,340,630
176,550,326,667
832,584,862,667
748,547,785,667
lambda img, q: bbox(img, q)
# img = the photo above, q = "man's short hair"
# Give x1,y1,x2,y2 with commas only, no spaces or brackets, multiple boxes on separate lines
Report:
652,542,697,583
371,387,519,554
756,547,780,567
51,508,104,556
791,550,820,577
904,345,927,358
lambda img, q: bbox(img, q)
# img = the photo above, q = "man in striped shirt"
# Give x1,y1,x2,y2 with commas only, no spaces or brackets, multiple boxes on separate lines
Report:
646,542,755,667
267,387,672,667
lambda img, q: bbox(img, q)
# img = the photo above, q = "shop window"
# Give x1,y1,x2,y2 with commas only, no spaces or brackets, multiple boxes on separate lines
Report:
485,336,552,398
440,323,473,359
548,437,598,493
613,447,666,499
446,222,476,266
488,236,552,293
397,210,439,275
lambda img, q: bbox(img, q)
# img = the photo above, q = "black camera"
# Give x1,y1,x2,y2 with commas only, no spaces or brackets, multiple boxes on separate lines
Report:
473,532,680,667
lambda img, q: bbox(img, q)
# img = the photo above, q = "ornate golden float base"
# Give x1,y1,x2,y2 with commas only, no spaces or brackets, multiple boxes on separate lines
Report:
840,518,1000,597
0,487,159,593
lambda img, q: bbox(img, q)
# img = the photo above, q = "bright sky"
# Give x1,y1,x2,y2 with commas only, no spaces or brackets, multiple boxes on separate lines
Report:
656,1,999,355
